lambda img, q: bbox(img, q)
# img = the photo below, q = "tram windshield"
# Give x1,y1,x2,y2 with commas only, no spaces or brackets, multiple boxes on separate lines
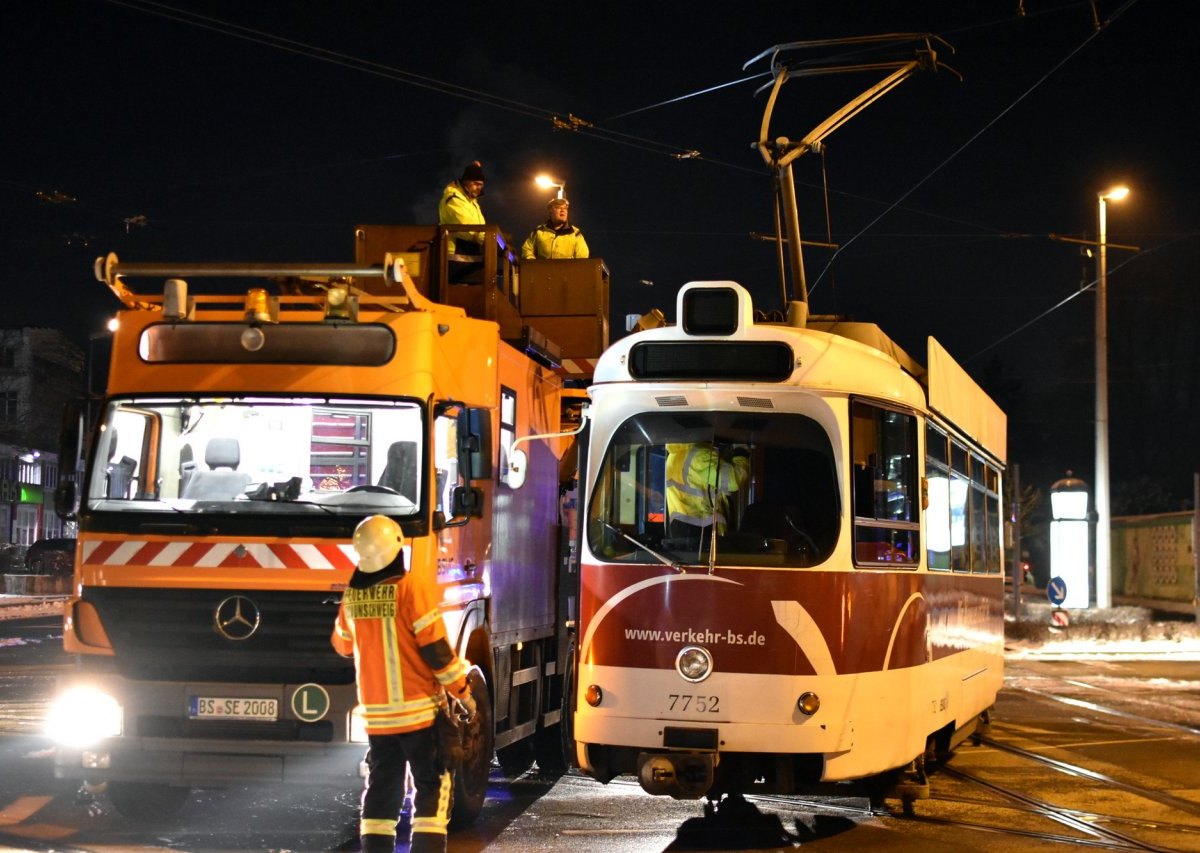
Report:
586,411,839,568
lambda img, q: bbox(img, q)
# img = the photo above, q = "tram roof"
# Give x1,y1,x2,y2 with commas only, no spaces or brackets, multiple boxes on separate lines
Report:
594,282,1007,465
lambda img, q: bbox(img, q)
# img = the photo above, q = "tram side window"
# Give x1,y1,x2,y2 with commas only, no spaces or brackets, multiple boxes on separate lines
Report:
851,401,919,567
970,455,987,573
925,423,952,571
984,464,1002,574
950,440,970,571
939,437,1003,574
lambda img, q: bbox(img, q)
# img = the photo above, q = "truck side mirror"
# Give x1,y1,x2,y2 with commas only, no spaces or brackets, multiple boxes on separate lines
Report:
56,399,85,520
451,485,485,519
459,408,492,481
55,481,78,521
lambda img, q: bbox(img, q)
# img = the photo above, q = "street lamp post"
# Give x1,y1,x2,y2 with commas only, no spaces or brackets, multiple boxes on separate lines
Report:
1094,184,1128,609
534,174,565,199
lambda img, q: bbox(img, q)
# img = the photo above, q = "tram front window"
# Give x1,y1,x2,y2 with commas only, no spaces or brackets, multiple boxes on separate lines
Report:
586,412,839,567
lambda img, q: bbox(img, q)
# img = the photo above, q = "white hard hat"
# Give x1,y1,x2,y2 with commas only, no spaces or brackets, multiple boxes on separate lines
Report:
352,515,404,573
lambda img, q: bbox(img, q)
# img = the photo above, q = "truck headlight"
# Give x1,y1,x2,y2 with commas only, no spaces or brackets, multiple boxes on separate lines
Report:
46,687,123,747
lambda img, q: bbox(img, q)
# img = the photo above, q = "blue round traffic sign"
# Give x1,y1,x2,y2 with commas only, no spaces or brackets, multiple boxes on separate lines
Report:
1047,576,1068,606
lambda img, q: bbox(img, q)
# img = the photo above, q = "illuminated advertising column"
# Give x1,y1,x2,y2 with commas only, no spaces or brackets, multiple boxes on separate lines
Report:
1050,473,1090,608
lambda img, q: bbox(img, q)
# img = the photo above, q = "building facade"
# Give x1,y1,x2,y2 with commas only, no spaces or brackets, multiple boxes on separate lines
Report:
0,328,83,544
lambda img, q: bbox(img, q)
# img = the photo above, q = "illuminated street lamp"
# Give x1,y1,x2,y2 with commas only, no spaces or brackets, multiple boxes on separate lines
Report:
1050,472,1090,608
534,174,565,199
1094,184,1128,609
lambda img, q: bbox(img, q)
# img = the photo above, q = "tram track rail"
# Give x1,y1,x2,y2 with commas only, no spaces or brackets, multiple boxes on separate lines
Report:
744,682,1200,851
932,763,1181,852
980,734,1200,818
1006,679,1200,739
901,688,1200,853
933,791,1200,840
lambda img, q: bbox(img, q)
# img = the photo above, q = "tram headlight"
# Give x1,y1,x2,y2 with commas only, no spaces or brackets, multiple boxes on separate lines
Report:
797,691,821,716
585,684,603,707
46,686,123,747
676,646,713,683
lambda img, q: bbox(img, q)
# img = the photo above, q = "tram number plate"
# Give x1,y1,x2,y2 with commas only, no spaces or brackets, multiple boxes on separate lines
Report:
188,696,279,721
667,694,720,714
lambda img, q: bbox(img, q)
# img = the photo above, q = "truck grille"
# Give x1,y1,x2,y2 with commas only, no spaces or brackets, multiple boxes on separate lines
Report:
136,717,334,742
84,587,354,684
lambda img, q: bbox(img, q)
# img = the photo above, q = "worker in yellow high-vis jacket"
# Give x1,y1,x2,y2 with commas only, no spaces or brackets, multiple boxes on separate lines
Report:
521,197,590,259
665,443,750,545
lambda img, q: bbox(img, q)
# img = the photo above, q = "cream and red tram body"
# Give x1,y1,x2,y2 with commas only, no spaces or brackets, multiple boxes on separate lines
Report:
574,281,1006,800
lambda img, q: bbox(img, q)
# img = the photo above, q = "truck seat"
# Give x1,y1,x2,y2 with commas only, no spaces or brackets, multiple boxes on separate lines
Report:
181,437,251,500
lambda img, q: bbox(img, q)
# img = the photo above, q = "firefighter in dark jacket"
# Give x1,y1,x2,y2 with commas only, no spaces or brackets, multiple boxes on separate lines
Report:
332,514,475,853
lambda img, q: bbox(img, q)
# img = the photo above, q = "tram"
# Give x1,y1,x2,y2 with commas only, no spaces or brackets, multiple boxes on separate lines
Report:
572,281,1007,803
570,36,1005,805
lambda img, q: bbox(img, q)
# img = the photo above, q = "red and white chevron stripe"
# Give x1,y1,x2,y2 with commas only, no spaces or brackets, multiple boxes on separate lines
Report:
80,539,359,571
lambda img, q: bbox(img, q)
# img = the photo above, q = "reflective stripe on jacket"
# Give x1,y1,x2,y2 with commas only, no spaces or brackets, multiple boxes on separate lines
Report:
520,224,589,259
331,564,469,735
438,181,485,254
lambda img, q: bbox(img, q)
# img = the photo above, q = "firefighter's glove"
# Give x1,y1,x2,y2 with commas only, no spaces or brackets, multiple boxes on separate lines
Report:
451,686,477,724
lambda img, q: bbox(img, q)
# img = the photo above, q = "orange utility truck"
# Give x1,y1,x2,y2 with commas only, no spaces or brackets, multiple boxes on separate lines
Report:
49,226,608,821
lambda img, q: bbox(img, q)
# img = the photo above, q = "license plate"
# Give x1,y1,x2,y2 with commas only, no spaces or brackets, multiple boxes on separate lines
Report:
188,696,279,721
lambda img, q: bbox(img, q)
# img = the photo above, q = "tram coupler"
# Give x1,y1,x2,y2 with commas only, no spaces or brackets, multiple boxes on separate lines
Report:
637,751,715,799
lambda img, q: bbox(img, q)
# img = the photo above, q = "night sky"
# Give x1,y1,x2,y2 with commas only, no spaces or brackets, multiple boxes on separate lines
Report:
5,1,1197,517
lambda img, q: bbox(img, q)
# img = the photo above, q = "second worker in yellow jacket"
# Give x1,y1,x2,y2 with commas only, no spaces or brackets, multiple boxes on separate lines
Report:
521,197,590,259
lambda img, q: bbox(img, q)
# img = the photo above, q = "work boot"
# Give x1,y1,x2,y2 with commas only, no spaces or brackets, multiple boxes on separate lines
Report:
359,833,395,853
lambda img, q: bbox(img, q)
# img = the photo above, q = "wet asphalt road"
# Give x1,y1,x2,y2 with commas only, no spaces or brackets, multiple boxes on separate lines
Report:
3,612,1200,852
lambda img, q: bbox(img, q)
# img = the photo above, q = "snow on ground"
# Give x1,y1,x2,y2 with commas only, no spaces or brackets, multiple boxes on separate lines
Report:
0,595,67,622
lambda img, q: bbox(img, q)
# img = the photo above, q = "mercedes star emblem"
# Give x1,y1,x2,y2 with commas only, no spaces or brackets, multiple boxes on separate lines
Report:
214,595,262,641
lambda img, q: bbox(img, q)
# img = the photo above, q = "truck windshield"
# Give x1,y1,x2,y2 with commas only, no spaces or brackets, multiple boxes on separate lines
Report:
86,396,426,517
585,411,840,568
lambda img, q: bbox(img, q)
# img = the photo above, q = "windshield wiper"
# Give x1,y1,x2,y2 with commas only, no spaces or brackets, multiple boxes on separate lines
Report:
602,522,683,573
